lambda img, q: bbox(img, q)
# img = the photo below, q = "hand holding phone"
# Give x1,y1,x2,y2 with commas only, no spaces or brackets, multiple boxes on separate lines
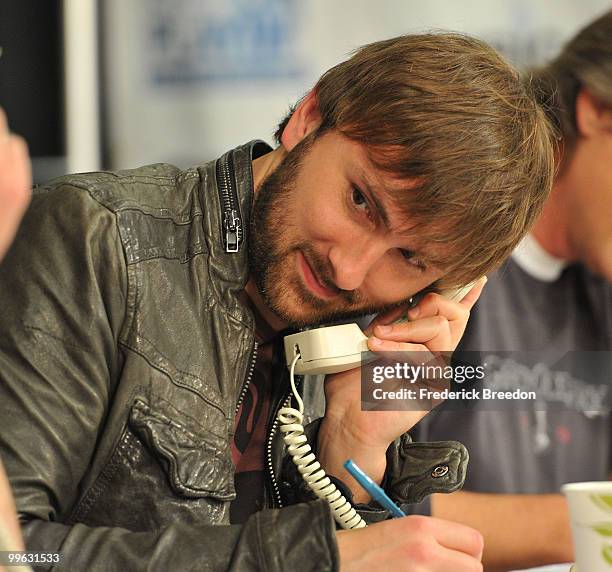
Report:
279,279,487,525
312,279,487,505
365,278,486,356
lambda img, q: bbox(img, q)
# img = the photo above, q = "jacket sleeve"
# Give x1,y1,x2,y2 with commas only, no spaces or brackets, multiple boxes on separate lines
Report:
0,181,338,572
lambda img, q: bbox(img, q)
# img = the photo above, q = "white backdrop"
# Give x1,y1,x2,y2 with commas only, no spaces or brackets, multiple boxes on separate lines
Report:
103,0,612,169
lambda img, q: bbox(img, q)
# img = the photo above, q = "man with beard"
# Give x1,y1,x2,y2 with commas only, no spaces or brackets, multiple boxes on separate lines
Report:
0,33,554,571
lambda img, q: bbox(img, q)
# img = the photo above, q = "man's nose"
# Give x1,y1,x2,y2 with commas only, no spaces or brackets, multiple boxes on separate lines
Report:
328,240,384,291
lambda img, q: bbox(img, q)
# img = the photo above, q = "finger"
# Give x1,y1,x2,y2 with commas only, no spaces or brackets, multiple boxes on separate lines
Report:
9,133,30,160
366,343,449,390
458,276,487,310
367,339,437,369
0,136,32,207
9,135,32,190
0,107,8,137
373,316,451,344
408,292,469,323
364,303,412,336
368,337,431,355
435,544,484,571
427,517,485,558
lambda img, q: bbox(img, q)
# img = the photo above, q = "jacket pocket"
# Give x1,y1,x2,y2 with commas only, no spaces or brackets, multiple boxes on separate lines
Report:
129,398,235,499
68,398,235,531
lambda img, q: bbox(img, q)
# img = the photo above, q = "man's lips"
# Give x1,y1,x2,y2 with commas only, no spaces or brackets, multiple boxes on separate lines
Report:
298,251,339,300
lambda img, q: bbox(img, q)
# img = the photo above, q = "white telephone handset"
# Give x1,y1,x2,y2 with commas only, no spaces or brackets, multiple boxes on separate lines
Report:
278,282,478,530
283,282,477,375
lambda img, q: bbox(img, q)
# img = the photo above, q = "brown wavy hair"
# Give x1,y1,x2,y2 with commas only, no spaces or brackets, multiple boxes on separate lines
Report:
275,33,556,289
529,10,612,170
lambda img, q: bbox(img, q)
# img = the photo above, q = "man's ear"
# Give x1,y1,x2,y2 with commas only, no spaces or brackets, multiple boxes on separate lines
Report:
280,90,322,151
575,88,612,137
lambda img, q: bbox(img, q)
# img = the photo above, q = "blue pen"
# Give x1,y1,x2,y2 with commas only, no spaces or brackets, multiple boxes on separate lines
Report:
344,459,406,518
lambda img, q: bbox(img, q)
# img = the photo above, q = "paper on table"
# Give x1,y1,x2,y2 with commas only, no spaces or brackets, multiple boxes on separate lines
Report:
510,565,574,572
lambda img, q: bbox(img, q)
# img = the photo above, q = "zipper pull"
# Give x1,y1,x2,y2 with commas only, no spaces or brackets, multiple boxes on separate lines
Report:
224,209,241,253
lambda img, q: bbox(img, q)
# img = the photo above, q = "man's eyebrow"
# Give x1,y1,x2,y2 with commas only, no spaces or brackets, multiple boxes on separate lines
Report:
356,170,393,229
355,168,439,264
360,175,414,237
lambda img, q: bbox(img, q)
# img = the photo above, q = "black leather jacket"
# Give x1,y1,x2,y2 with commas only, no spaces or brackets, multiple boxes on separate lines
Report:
0,141,468,571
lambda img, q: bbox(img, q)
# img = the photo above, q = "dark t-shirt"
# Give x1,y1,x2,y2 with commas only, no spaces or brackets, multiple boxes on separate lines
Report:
230,292,278,524
230,339,274,523
412,241,612,495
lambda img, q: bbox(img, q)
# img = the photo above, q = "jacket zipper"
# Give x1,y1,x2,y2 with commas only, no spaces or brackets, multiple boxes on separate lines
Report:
266,391,292,508
219,147,287,507
234,341,258,418
217,148,290,508
215,152,243,253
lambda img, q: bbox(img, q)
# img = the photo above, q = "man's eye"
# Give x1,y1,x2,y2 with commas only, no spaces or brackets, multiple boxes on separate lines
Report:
351,187,370,214
400,249,426,270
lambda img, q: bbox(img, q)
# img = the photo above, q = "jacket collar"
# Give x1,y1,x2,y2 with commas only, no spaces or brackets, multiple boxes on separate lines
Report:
198,140,273,313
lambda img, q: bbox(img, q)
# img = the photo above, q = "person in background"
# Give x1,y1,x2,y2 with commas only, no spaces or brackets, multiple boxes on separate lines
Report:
413,10,612,571
0,107,31,569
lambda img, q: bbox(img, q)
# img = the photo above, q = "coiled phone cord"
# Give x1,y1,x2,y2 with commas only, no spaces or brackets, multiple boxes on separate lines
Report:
277,354,367,530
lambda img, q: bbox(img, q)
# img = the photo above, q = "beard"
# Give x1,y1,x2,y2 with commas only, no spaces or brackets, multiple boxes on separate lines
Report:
248,133,412,328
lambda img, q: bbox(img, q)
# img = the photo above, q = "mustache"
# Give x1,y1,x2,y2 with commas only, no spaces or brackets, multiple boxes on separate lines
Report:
295,242,417,322
295,242,360,304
